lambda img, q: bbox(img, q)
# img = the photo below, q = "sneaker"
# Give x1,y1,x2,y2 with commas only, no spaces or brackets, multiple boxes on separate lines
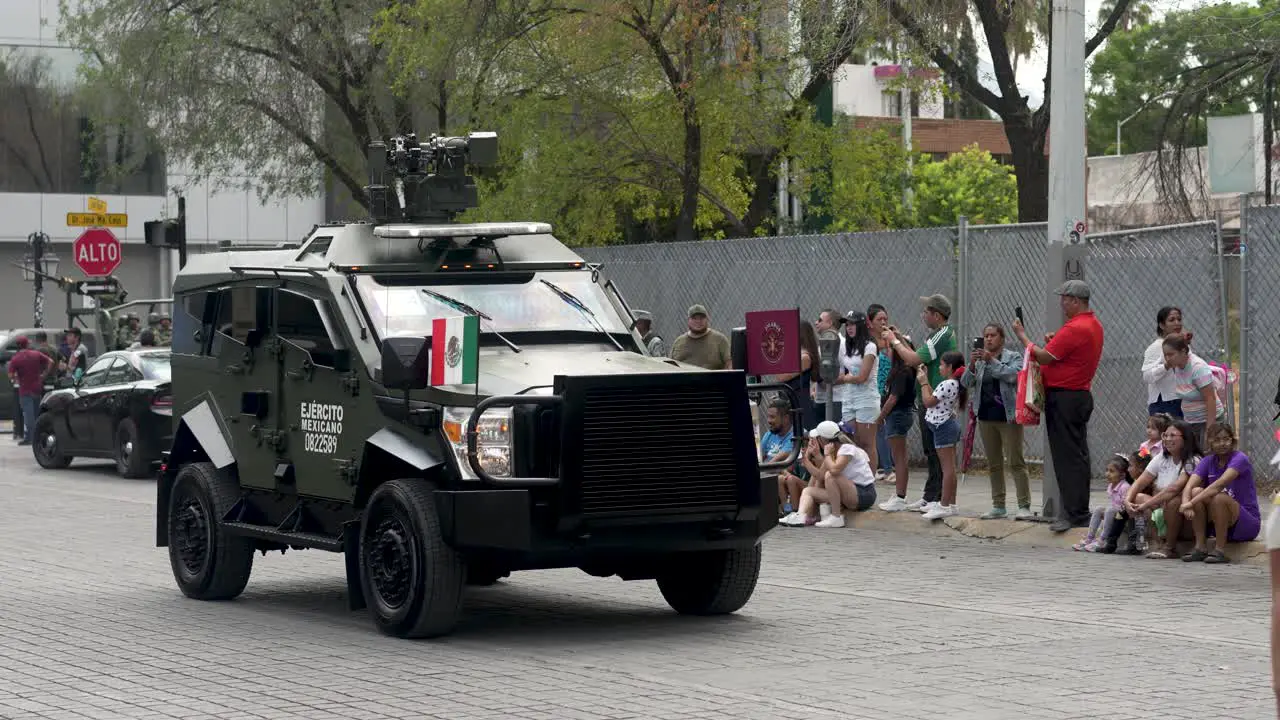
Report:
1014,506,1034,520
819,503,831,520
779,512,808,527
1084,540,1103,552
1072,535,1095,551
980,508,1007,520
904,498,929,511
879,496,909,512
917,501,939,514
815,513,846,528
921,503,957,520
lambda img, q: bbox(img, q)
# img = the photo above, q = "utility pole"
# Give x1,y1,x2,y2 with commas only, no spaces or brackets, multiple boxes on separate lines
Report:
1040,0,1089,523
901,58,914,211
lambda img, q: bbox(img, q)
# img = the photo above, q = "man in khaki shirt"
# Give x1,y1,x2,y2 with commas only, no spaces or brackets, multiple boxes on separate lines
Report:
670,304,731,370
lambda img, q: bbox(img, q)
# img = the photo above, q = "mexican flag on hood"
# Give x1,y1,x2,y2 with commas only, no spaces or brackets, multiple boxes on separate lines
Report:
430,315,479,386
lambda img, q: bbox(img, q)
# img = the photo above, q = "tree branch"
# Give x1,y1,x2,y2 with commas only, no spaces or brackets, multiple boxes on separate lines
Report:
1087,0,1136,57
887,0,1007,114
235,97,367,208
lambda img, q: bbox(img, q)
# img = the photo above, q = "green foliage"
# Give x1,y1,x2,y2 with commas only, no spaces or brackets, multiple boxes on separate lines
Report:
1086,1,1274,157
912,144,1018,227
789,118,913,232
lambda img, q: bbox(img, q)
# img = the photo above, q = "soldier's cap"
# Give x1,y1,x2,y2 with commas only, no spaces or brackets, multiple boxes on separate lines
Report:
687,304,709,318
809,420,840,440
919,293,952,318
633,310,653,321
1055,279,1091,300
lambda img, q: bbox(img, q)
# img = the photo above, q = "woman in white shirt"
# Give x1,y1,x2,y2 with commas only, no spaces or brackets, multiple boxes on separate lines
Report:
1141,306,1188,418
779,421,877,529
835,310,880,471
1125,418,1203,558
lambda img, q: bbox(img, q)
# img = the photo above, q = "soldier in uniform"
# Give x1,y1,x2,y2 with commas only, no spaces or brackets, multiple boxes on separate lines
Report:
117,313,141,349
631,310,665,357
156,313,172,345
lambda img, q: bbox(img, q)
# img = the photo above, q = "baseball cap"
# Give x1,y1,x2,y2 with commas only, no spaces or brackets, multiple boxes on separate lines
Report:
14,336,28,349
809,420,841,439
919,293,952,318
687,304,709,318
1055,280,1091,300
843,309,866,325
633,310,653,321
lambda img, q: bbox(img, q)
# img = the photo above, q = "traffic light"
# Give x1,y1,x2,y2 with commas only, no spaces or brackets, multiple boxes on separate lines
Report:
144,194,187,268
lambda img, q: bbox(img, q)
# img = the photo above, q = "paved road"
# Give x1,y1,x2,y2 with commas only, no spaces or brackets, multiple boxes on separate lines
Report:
0,440,1272,720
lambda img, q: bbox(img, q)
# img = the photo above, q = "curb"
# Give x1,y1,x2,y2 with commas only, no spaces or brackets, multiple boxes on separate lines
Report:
808,508,1271,567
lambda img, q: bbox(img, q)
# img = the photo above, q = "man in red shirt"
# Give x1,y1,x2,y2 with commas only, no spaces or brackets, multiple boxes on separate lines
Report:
7,336,54,446
1013,280,1104,532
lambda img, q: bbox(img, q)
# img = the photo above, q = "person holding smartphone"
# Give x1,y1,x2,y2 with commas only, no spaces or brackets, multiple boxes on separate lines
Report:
960,323,1030,519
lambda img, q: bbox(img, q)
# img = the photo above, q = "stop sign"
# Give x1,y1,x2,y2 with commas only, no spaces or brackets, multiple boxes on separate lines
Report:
74,228,122,277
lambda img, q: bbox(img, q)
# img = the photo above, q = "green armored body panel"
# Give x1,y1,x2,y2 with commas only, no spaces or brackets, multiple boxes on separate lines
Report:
154,130,796,638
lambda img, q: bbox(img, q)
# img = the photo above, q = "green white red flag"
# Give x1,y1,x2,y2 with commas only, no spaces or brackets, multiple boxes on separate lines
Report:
430,315,479,386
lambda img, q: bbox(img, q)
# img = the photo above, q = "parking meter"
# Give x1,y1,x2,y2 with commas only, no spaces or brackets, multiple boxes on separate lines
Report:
817,335,841,422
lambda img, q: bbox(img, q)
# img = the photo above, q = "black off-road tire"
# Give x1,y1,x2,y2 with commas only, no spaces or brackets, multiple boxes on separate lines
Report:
655,545,763,616
31,413,72,469
359,480,466,638
166,462,254,600
115,419,150,478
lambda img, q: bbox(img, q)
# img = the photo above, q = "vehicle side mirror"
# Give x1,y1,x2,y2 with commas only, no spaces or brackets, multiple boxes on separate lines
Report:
380,336,432,390
331,348,352,373
730,327,748,372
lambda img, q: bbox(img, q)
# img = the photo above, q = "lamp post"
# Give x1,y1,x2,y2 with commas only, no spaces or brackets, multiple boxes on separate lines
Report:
21,231,60,328
1115,90,1177,156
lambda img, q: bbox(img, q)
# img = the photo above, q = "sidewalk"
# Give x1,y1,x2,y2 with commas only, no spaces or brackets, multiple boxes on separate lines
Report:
821,468,1273,567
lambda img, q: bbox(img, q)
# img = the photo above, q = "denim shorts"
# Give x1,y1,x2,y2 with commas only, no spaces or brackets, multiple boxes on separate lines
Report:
882,408,915,438
854,482,877,511
930,417,961,448
841,402,879,425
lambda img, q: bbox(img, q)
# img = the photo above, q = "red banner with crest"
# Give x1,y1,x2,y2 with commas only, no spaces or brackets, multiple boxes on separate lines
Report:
745,308,800,376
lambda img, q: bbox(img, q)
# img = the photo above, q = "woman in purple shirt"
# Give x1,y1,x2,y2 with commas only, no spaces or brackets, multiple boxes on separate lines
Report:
1178,423,1261,563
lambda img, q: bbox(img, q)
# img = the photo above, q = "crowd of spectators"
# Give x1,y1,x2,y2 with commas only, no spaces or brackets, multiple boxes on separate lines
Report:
663,281,1263,561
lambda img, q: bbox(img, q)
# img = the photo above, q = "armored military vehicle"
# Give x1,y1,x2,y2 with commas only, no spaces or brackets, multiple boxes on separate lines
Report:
155,130,798,638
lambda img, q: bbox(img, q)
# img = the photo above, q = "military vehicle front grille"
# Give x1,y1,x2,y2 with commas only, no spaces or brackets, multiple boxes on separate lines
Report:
577,385,739,515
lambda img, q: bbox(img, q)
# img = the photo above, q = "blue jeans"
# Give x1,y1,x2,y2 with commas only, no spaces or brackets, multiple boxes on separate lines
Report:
875,421,893,471
19,394,39,443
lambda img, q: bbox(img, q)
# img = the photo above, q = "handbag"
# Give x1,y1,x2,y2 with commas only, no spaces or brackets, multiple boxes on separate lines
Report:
1015,345,1044,426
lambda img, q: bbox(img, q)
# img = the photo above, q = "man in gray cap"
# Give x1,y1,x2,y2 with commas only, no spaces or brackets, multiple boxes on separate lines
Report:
1013,279,1104,533
631,310,665,357
670,304,731,370
878,293,958,515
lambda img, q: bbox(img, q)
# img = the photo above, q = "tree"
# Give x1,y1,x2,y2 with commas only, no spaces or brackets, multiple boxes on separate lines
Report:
912,144,1017,226
58,0,442,210
885,0,1137,222
1086,1,1278,214
789,118,913,231
942,23,990,120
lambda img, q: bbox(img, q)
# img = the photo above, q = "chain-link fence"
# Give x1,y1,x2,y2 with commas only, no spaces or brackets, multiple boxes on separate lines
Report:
578,217,1229,475
1241,203,1280,473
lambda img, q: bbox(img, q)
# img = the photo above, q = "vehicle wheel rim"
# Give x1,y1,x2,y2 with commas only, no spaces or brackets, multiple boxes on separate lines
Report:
120,439,132,466
364,503,414,611
35,431,56,462
170,490,210,578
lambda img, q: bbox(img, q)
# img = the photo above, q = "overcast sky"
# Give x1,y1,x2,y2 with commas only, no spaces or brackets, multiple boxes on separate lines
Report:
977,0,1208,107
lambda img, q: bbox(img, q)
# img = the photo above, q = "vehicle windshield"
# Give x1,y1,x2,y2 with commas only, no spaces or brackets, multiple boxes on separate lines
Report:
356,271,629,338
138,353,171,380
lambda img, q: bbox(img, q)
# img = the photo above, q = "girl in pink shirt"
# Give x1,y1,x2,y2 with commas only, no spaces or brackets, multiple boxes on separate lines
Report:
1074,455,1132,552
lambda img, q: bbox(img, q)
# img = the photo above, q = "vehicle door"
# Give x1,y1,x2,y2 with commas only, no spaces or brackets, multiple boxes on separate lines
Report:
96,355,140,443
207,285,280,491
273,287,360,501
68,356,119,449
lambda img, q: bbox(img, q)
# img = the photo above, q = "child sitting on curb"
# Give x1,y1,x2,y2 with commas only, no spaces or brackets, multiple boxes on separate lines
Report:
1096,450,1153,554
1074,455,1132,552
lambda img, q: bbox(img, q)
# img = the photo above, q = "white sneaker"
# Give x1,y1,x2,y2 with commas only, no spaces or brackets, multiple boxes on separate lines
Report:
779,511,807,527
904,498,929,511
922,504,958,520
815,513,846,528
819,503,831,519
879,496,908,512
917,501,939,514
1014,506,1035,520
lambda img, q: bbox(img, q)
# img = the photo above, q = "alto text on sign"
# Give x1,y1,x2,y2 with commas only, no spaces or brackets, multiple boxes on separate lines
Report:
73,228,123,277
67,212,128,228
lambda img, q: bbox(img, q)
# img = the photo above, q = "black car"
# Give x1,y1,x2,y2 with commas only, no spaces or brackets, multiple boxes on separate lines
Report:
33,348,173,477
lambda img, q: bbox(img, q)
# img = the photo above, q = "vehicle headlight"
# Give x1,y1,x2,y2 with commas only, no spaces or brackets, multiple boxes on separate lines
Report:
443,406,512,479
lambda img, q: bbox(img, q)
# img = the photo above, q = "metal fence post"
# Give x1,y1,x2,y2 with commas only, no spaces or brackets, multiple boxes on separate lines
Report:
956,216,968,346
1214,213,1236,426
1238,194,1251,454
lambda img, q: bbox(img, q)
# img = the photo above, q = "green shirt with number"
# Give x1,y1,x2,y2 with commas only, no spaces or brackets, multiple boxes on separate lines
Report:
915,325,956,387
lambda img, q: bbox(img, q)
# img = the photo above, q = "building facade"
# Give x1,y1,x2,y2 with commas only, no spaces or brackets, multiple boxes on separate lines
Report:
0,1,324,331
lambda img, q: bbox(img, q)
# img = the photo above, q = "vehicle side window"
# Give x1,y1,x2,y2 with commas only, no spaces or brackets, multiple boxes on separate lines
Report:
80,357,117,388
212,287,271,354
104,358,134,385
275,290,344,368
176,291,214,356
